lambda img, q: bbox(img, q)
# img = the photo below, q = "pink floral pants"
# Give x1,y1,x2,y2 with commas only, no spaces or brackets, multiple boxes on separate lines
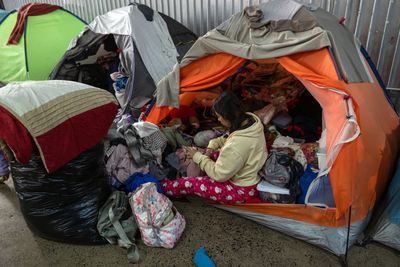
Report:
161,176,261,204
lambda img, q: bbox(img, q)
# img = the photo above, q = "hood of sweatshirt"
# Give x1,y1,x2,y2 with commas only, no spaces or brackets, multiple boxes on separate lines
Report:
230,112,264,139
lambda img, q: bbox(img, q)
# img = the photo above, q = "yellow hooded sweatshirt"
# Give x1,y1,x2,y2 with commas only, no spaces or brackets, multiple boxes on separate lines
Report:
193,113,268,187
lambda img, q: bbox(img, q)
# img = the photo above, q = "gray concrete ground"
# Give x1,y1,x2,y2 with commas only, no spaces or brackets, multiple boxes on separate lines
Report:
0,179,399,267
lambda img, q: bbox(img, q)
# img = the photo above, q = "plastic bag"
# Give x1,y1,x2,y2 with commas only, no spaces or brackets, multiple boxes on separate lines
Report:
11,143,110,244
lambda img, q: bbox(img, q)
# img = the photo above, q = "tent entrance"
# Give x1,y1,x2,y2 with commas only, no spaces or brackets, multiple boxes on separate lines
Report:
169,58,339,207
51,33,121,94
72,34,120,93
148,51,361,208
224,59,323,144
167,58,324,146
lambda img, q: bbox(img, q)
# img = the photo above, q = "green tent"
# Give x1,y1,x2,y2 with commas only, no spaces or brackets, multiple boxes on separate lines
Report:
0,6,85,82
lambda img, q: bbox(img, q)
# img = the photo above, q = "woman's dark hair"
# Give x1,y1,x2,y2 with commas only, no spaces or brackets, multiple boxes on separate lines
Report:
213,92,248,132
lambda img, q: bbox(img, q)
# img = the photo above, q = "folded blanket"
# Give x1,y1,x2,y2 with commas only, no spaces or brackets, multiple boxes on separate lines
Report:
0,80,118,173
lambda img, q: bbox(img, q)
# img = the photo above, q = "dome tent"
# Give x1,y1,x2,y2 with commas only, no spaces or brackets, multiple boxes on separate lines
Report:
50,3,197,114
0,3,86,82
145,0,400,261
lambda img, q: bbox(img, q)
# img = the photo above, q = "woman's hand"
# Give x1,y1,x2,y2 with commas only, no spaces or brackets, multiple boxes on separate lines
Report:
204,148,214,157
184,146,200,159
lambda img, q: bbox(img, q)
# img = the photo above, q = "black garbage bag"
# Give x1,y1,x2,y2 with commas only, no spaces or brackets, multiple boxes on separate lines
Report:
11,143,110,244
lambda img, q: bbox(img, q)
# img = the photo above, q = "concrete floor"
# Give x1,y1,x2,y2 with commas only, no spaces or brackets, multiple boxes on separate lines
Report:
0,179,399,267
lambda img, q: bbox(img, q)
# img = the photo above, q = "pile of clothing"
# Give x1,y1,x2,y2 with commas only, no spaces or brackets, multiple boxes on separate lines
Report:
105,119,223,193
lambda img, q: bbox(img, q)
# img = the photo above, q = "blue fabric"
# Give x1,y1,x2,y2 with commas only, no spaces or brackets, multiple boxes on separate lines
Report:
144,98,156,117
387,158,400,224
106,60,120,90
165,152,181,171
124,172,163,193
297,165,318,204
360,46,386,90
306,174,336,208
327,46,343,80
114,76,128,91
360,46,396,113
194,247,216,267
0,152,9,176
109,176,125,190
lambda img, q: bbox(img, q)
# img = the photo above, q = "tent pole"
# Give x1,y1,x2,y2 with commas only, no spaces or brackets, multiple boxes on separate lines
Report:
345,206,352,264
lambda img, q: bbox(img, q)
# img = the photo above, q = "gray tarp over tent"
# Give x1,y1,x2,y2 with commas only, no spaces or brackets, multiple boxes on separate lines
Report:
51,3,196,113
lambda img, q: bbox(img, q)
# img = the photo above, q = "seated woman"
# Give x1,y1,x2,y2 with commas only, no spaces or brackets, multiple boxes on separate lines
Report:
161,92,268,204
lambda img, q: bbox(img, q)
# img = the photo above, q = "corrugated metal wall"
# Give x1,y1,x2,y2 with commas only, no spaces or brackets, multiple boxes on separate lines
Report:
3,0,399,92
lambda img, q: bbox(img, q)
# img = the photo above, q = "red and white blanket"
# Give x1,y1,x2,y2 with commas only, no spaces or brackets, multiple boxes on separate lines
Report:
0,80,118,173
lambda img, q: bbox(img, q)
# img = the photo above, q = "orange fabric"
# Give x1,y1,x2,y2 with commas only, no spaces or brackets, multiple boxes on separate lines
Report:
254,58,277,65
146,106,170,124
147,53,245,124
278,49,399,221
219,203,350,227
329,63,400,222
299,80,347,157
221,70,400,228
296,80,355,219
180,53,246,92
179,91,220,106
279,48,340,81
146,91,220,124
276,49,350,158
277,49,350,95
147,48,400,227
277,50,355,219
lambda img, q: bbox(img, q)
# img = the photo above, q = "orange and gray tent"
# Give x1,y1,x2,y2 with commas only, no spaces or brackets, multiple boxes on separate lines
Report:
145,0,400,259
0,3,86,82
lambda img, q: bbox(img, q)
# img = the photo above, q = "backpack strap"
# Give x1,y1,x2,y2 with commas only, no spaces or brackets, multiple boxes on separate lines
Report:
98,191,140,264
108,207,140,263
